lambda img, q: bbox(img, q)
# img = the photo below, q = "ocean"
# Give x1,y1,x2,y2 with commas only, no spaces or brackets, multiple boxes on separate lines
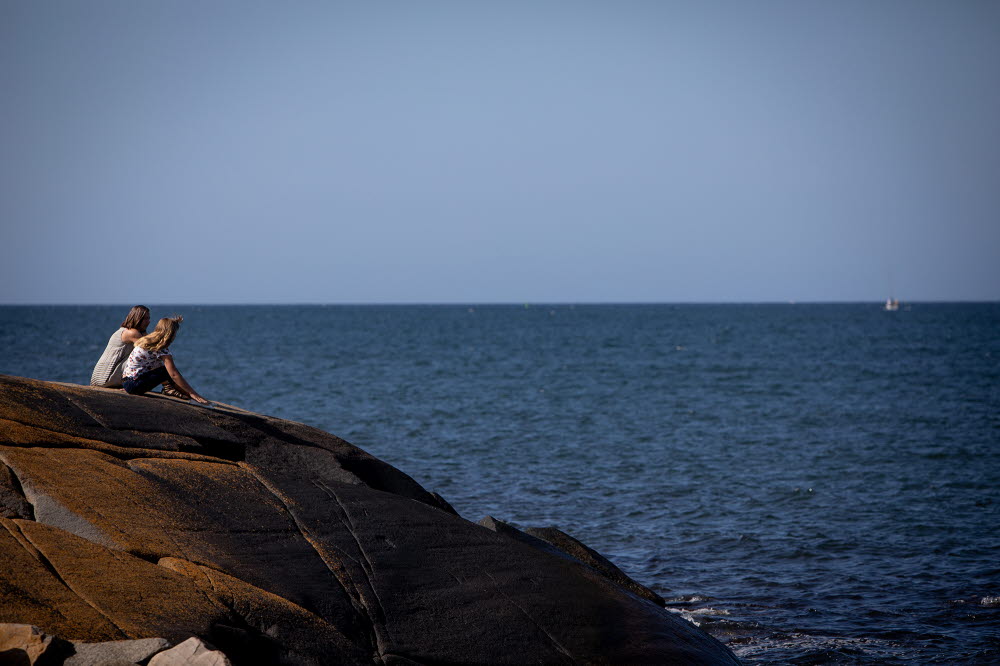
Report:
1,303,997,664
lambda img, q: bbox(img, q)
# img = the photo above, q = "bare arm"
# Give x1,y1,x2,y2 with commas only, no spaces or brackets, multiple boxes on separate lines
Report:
121,328,144,344
162,356,210,404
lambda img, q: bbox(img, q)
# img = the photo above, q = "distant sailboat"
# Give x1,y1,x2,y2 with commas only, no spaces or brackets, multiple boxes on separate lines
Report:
884,268,900,310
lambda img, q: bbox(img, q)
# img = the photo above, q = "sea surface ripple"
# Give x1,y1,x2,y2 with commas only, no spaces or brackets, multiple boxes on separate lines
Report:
2,303,998,663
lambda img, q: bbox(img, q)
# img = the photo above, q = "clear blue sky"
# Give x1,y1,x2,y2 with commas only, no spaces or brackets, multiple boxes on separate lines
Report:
2,1,998,303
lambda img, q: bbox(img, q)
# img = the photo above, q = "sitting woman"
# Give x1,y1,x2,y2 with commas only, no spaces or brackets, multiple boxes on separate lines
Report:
90,305,150,388
122,316,210,405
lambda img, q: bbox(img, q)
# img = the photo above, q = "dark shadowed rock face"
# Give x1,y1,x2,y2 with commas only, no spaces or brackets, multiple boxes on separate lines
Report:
478,516,665,606
0,374,740,665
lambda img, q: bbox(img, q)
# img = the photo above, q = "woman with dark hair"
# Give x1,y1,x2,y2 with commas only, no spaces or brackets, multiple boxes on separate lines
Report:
90,305,151,388
122,316,210,405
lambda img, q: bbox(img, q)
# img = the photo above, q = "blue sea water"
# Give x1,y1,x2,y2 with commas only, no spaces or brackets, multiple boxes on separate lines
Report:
1,303,998,664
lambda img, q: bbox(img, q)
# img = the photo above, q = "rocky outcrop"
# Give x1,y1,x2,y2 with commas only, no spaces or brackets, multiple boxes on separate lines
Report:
0,374,740,665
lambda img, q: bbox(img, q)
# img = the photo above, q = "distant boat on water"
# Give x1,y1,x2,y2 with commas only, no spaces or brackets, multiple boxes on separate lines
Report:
884,298,900,311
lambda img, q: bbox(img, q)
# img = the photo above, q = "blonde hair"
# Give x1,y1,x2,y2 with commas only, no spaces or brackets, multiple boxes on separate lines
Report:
136,316,183,352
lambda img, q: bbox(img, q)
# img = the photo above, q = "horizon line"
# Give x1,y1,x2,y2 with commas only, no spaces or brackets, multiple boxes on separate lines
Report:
1,299,997,307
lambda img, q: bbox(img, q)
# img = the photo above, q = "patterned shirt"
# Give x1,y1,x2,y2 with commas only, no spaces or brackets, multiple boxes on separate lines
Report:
122,346,171,380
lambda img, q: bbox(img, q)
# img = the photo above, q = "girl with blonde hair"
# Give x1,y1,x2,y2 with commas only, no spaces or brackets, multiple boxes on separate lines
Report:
122,316,210,404
90,305,150,388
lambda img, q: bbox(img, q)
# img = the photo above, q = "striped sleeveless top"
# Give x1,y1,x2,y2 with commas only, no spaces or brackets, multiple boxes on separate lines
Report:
90,328,134,388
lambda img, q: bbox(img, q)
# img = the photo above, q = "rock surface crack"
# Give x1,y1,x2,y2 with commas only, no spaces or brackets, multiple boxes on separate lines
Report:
239,464,380,650
0,418,231,464
312,478,392,654
13,521,130,640
483,571,574,662
0,459,36,520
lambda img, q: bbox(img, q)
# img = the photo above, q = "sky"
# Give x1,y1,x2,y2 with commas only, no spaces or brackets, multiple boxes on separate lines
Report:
1,1,998,304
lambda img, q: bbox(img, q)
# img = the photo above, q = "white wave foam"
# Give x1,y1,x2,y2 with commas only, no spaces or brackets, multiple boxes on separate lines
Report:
663,594,710,604
664,605,730,627
731,633,899,660
687,607,731,616
664,607,702,627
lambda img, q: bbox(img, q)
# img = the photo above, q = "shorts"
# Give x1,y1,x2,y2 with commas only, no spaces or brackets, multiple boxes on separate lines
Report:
122,366,169,395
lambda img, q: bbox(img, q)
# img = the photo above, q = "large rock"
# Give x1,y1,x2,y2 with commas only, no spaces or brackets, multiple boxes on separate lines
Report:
148,637,231,666
0,375,740,665
64,637,171,665
0,623,72,665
